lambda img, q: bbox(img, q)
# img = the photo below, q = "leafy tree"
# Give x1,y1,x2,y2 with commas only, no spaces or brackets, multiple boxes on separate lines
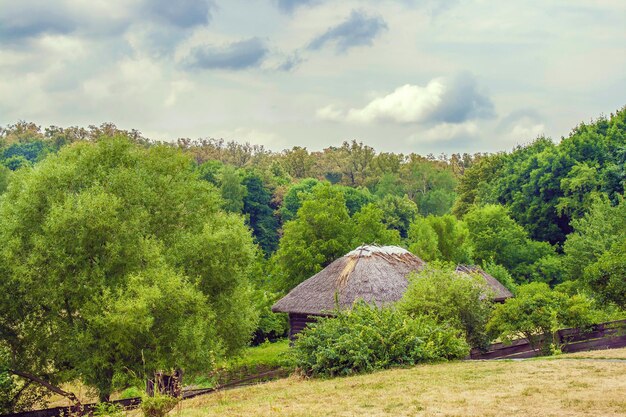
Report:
280,178,321,222
376,194,418,238
0,165,9,194
196,159,224,185
584,239,626,308
0,138,257,406
487,283,600,353
220,165,247,213
562,197,626,281
335,185,375,216
242,171,279,255
282,146,314,179
351,204,401,247
407,215,472,264
464,205,559,284
271,184,354,291
399,265,494,349
374,172,405,197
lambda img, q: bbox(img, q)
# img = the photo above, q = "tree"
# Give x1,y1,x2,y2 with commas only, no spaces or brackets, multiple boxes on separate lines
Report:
351,204,401,247
280,178,321,222
407,215,472,264
563,197,626,281
376,194,418,238
0,138,257,407
271,184,353,291
242,171,279,255
487,283,599,353
463,205,560,284
583,239,626,308
220,165,247,213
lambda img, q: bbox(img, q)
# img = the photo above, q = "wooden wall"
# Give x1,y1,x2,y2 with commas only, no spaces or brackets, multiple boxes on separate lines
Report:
288,313,318,340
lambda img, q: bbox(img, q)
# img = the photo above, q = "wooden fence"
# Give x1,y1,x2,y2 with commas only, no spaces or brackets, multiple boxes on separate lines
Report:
470,319,626,360
5,369,287,417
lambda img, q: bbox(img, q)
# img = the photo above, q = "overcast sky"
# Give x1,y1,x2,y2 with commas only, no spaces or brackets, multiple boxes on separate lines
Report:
1,0,625,154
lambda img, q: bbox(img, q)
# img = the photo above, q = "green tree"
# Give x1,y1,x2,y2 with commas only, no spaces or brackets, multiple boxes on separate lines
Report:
242,171,279,255
407,215,472,264
220,165,247,213
351,203,401,247
487,283,599,353
562,197,626,281
376,194,418,238
464,205,559,284
271,184,353,291
280,178,321,222
0,138,257,407
583,239,626,308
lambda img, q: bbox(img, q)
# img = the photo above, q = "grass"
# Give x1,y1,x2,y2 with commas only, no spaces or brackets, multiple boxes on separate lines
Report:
191,339,291,388
176,347,626,417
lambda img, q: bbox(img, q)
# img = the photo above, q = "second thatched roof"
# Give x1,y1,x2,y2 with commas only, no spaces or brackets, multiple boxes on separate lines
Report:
272,245,426,316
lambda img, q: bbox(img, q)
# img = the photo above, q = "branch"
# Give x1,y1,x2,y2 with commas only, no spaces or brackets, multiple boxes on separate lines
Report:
10,369,82,408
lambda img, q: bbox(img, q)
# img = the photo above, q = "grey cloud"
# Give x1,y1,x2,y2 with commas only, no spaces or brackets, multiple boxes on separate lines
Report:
430,73,495,124
183,38,269,70
277,52,304,71
308,10,388,53
0,1,78,42
145,0,216,28
276,0,322,13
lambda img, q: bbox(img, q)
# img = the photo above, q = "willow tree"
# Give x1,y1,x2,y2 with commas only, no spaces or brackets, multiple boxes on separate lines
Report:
0,137,257,410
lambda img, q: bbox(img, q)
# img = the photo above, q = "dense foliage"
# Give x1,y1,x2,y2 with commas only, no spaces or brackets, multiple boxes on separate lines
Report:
291,302,469,377
0,138,258,408
399,266,494,349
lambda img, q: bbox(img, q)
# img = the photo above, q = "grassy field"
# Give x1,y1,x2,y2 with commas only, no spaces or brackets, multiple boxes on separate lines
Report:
175,347,626,417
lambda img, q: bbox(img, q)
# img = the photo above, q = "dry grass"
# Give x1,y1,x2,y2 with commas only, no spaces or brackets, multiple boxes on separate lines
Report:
174,348,626,417
560,347,626,359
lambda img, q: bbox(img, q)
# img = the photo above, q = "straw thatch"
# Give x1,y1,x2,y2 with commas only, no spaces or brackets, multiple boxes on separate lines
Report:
455,264,513,302
272,245,426,316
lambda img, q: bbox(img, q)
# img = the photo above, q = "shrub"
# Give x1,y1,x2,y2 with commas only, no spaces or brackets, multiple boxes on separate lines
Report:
119,386,143,399
140,395,179,417
290,302,468,377
93,402,124,417
398,265,494,349
487,282,601,353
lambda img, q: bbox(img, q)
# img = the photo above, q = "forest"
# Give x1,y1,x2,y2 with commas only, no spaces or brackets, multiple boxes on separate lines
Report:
0,107,624,414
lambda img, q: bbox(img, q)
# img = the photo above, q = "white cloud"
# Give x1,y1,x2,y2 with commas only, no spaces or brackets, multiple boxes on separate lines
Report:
317,73,494,125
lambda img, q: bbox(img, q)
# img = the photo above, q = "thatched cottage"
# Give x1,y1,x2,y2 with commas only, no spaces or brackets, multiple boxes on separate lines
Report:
272,245,513,339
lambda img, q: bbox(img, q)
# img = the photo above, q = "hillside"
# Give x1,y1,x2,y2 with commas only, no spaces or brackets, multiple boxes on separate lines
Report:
175,349,626,417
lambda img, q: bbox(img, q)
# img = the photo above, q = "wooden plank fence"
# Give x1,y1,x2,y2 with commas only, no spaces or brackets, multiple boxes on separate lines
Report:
470,319,626,360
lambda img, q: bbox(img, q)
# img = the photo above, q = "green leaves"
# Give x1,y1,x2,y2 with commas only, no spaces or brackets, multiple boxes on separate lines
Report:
290,303,469,377
0,137,258,404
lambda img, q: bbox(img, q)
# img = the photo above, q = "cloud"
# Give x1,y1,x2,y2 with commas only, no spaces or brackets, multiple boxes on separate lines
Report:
276,0,322,13
307,10,388,52
277,52,304,71
318,73,495,125
183,38,269,70
145,0,216,28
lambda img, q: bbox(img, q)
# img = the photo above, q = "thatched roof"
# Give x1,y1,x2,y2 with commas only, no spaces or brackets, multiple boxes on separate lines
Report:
272,245,426,315
455,264,513,302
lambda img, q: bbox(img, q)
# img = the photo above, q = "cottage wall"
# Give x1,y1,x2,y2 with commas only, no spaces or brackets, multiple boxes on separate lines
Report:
288,313,318,340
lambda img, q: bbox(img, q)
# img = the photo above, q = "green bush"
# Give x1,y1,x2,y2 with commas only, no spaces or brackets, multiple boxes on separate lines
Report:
119,386,143,399
487,282,602,353
291,302,469,377
398,265,494,350
93,402,124,417
140,394,179,417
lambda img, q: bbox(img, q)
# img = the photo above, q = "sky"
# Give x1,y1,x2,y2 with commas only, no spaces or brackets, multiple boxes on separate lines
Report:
1,0,625,154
